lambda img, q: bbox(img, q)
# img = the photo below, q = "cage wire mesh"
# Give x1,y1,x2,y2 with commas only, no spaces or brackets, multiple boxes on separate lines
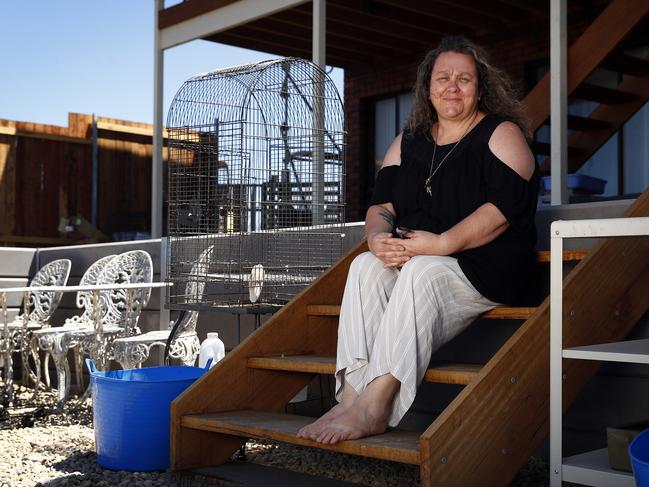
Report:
166,58,346,309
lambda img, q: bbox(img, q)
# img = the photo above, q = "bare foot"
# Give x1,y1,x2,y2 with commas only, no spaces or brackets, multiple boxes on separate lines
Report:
314,401,389,445
314,373,400,445
296,403,349,439
297,383,358,440
297,381,360,439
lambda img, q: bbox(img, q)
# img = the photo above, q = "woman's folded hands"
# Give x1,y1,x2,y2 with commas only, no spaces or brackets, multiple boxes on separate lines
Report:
369,230,450,268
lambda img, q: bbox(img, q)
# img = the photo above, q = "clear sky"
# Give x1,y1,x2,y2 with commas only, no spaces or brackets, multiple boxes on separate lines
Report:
0,1,343,127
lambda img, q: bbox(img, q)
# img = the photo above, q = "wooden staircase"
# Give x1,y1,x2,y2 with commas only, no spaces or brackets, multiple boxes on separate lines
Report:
523,0,649,175
171,192,649,487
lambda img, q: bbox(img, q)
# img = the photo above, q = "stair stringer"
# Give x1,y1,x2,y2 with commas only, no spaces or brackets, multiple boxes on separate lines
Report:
419,188,649,487
170,239,369,470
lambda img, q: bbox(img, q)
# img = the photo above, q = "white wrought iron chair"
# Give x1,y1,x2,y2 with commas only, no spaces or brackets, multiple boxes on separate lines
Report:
31,254,116,408
60,250,153,370
0,259,71,392
111,246,212,369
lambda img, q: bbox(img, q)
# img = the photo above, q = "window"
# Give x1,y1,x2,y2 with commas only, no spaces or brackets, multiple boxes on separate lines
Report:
366,92,415,207
373,92,414,174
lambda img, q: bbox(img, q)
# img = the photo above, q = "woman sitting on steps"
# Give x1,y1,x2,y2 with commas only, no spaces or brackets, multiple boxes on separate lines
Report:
297,35,539,445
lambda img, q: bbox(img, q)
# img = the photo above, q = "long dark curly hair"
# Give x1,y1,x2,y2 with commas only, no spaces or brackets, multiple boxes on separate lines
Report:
405,36,530,140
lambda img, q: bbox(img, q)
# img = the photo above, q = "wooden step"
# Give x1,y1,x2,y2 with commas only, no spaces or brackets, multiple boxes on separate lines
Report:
535,249,588,262
181,409,421,465
306,304,536,321
602,52,649,77
247,355,482,385
571,83,638,105
481,307,536,319
422,362,481,384
542,115,612,131
531,140,584,157
306,304,341,316
567,115,612,131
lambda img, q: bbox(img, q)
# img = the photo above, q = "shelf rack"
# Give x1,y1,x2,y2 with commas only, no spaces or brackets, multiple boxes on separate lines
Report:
550,216,649,487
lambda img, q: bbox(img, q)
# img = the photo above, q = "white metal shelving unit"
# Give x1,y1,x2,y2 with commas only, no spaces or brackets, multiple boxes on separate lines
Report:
550,216,649,487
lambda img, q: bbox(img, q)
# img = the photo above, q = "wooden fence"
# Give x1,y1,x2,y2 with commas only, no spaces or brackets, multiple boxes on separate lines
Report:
0,113,163,246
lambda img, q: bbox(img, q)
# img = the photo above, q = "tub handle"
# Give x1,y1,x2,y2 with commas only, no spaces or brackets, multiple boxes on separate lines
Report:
85,358,98,374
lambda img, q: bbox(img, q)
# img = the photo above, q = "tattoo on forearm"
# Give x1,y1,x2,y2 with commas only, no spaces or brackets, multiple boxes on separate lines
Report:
378,208,395,227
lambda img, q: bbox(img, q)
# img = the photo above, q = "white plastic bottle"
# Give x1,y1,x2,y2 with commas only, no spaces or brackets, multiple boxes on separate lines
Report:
198,332,225,368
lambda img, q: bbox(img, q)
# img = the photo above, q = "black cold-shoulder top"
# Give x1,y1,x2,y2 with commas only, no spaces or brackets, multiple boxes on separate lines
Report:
371,114,539,304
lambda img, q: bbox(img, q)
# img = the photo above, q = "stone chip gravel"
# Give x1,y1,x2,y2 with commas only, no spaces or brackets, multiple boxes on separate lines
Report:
0,387,551,486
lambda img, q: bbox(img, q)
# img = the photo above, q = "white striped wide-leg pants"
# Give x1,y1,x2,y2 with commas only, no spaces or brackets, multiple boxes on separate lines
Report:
335,251,498,427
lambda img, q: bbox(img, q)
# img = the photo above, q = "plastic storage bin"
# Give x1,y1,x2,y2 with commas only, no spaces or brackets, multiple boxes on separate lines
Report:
629,427,649,486
541,174,607,195
86,359,210,471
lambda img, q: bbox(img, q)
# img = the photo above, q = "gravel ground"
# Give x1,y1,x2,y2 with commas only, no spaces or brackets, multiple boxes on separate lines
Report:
0,386,553,487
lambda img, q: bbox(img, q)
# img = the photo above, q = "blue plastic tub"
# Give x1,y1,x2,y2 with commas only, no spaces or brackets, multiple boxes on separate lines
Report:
629,427,649,486
86,359,209,471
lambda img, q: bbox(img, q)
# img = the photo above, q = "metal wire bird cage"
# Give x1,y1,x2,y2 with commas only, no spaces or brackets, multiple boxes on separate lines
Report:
166,58,346,310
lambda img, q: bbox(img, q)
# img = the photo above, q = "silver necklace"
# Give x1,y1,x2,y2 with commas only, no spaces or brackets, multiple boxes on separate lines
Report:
424,116,477,196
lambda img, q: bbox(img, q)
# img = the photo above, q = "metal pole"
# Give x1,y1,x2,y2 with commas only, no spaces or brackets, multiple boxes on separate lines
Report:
20,291,30,389
312,0,326,225
550,0,568,205
549,222,564,486
312,0,325,68
152,0,165,238
0,292,12,407
91,114,99,226
159,237,170,336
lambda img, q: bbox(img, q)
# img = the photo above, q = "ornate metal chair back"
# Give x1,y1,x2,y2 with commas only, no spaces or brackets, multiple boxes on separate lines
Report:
95,250,153,335
63,255,117,328
174,245,213,336
26,259,72,324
